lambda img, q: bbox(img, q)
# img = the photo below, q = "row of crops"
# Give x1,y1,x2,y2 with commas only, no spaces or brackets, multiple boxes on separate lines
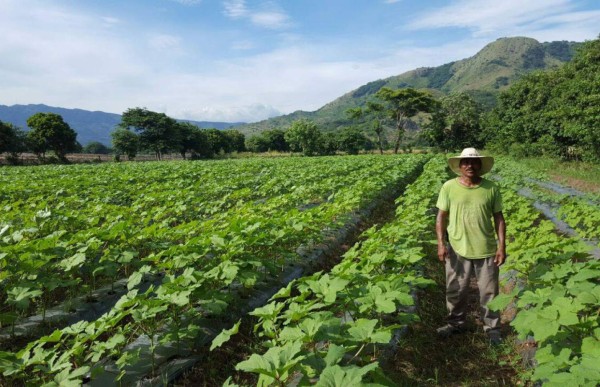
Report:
0,155,429,385
0,154,598,385
208,156,600,386
221,157,449,385
491,158,600,385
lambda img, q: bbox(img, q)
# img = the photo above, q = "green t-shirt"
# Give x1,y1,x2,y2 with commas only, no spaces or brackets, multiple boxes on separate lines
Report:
436,177,502,259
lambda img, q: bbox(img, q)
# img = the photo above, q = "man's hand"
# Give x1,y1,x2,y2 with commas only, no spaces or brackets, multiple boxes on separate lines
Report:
493,211,506,267
436,209,449,263
494,248,506,267
438,244,449,263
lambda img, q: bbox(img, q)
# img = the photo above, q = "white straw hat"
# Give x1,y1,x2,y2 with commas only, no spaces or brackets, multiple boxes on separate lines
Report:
447,148,494,175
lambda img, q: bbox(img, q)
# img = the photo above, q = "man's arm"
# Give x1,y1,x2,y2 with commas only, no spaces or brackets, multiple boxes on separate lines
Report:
436,209,449,262
493,211,506,266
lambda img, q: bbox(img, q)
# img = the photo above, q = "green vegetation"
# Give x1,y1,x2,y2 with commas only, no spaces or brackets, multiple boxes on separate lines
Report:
245,129,289,153
227,157,443,385
423,92,483,152
0,154,427,385
1,152,599,385
82,141,111,155
26,112,80,162
0,121,27,164
0,107,248,164
490,157,600,385
518,157,600,193
484,37,600,162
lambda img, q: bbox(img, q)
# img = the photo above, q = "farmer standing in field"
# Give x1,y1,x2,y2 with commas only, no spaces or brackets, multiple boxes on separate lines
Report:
435,148,506,345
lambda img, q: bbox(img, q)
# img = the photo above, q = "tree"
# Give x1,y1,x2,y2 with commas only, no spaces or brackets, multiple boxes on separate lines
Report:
482,36,600,161
119,108,178,160
245,135,270,153
246,129,289,153
347,102,386,154
189,129,212,159
0,121,27,164
224,130,246,153
111,128,140,160
338,127,368,155
205,128,228,156
82,141,111,154
262,129,289,152
284,120,322,156
26,112,79,161
173,122,213,159
424,93,483,152
374,87,436,153
320,132,338,155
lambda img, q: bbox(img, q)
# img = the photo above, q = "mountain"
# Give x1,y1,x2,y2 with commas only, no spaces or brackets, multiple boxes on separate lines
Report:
236,37,581,136
0,104,244,146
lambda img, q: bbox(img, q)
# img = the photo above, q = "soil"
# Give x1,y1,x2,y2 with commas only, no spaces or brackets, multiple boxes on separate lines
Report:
549,173,600,194
384,247,525,386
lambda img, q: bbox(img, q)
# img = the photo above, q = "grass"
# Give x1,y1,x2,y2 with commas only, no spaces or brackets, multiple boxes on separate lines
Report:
383,244,528,386
519,157,600,194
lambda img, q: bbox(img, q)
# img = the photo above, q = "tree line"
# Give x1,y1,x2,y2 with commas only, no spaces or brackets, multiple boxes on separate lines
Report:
0,108,247,164
112,108,245,161
483,36,600,162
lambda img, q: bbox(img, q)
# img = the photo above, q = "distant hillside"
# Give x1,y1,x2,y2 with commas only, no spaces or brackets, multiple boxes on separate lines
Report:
237,37,581,136
0,104,244,146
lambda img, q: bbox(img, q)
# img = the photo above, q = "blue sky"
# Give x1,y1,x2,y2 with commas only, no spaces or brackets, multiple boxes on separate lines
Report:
0,0,598,123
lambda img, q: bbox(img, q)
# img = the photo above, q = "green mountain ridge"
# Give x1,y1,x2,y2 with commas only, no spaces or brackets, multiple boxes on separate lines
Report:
237,37,580,136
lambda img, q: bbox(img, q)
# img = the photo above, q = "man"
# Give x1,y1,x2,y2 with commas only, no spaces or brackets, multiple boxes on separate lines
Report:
435,148,506,345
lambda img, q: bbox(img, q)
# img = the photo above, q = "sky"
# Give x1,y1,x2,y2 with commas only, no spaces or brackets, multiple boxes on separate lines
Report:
0,0,598,123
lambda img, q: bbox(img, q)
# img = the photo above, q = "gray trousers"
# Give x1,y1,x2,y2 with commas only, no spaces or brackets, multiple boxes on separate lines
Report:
445,247,500,332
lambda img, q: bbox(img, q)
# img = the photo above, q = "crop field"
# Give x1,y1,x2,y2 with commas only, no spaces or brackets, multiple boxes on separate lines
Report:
0,155,599,386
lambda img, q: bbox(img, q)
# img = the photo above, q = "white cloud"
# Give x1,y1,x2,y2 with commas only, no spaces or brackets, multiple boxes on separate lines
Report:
223,0,291,29
180,104,282,123
250,10,290,29
223,0,248,19
167,0,202,5
409,0,571,32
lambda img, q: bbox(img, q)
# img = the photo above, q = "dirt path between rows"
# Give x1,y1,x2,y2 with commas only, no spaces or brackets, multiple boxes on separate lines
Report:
383,246,525,386
549,173,600,194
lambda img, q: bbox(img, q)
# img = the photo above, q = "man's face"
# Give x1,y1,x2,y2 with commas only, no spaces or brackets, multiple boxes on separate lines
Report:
459,158,482,178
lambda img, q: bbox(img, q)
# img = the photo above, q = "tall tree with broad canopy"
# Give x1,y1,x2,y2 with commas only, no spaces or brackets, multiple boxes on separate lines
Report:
284,119,322,156
119,107,178,160
424,92,483,152
111,128,140,160
374,87,436,153
26,112,79,161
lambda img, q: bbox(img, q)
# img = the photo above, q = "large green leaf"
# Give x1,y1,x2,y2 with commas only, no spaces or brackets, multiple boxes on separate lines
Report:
210,320,241,351
315,362,380,387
